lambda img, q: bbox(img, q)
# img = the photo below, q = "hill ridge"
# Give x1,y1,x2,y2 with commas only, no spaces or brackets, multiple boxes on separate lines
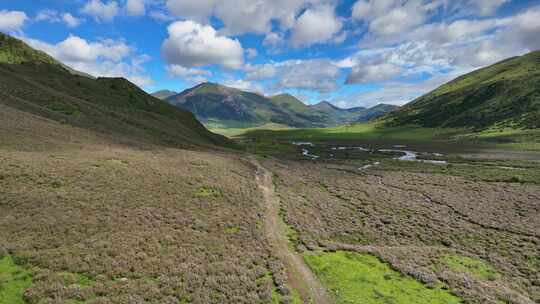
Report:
385,49,540,129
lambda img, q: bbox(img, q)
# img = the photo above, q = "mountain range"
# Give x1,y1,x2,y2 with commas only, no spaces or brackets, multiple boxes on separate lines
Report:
2,31,539,141
0,33,231,149
154,83,399,128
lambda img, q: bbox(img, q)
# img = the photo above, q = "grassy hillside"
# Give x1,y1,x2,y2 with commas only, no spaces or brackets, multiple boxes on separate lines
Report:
0,33,58,65
0,34,232,150
386,50,540,129
167,83,397,129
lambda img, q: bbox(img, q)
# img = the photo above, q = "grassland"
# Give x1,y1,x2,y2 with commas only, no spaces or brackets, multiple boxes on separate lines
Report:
0,104,298,304
304,251,461,304
0,256,33,304
261,154,539,303
240,122,540,151
210,123,290,137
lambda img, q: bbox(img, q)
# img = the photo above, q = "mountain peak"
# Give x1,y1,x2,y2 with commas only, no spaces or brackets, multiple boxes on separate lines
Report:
0,33,59,65
313,100,340,109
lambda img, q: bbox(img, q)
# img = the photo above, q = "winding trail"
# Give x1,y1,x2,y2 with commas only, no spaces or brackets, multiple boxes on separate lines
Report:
251,158,334,304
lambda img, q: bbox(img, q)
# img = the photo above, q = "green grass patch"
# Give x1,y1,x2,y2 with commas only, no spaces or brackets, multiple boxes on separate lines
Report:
225,226,240,233
209,123,290,138
0,255,33,304
304,251,462,304
194,186,223,198
439,255,500,281
241,123,465,142
47,102,81,116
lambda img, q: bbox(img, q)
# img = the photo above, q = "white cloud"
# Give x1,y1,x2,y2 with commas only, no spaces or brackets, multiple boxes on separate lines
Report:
275,59,341,93
291,4,342,47
35,10,82,28
223,79,263,93
244,63,277,80
165,0,215,22
352,0,434,37
214,0,309,35
166,64,211,77
263,32,286,53
472,0,510,16
246,48,258,59
62,13,82,28
81,0,119,22
346,62,403,84
161,20,244,69
126,0,146,16
0,10,28,32
24,35,153,88
128,75,154,87
149,10,174,22
164,0,331,36
242,59,342,93
35,10,59,22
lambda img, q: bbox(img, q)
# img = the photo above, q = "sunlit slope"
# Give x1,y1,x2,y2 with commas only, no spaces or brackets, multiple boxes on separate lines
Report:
386,50,540,129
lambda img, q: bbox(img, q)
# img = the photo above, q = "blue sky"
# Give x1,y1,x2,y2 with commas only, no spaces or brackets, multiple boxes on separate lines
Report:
1,0,539,108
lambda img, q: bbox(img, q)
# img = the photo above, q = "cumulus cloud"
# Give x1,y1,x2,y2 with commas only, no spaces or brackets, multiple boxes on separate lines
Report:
0,10,28,32
63,13,82,27
149,10,174,22
126,0,146,16
81,0,119,22
244,63,277,80
223,79,263,93
246,48,258,59
213,0,309,35
352,0,434,37
291,4,342,47
275,59,341,93
165,0,215,22
472,0,510,16
346,62,402,84
35,10,82,28
262,32,286,53
161,20,244,69
164,0,333,37
242,59,342,93
35,10,59,22
166,64,211,77
25,35,153,88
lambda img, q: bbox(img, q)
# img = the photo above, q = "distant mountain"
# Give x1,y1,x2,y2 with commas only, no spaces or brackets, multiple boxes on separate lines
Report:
152,90,178,100
386,50,540,129
358,104,399,122
0,33,231,149
166,83,397,128
310,101,398,125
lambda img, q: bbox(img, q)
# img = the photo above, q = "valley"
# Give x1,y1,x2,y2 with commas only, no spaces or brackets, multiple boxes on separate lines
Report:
1,33,539,304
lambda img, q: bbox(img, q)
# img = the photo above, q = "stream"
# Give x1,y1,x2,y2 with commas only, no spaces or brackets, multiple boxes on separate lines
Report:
293,142,448,168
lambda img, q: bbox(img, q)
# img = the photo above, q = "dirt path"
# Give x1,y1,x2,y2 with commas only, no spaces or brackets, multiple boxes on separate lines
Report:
251,158,334,304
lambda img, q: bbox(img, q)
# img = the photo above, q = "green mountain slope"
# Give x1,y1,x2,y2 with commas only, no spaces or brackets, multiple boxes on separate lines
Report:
0,33,231,149
166,83,328,128
386,50,540,129
166,83,397,128
310,101,398,125
0,33,58,65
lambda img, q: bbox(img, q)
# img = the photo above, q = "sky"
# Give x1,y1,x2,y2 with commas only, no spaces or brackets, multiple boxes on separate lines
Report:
1,0,539,108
